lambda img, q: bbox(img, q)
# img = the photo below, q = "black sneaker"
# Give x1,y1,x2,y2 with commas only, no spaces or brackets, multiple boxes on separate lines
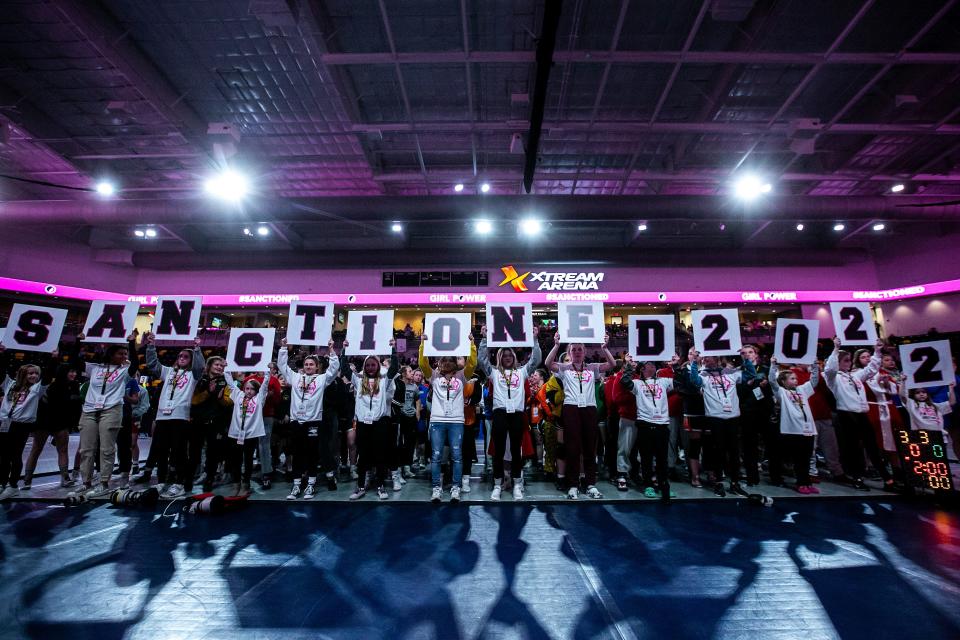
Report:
659,483,672,504
853,478,871,491
729,482,749,497
326,475,338,491
713,483,726,497
616,476,629,492
261,477,272,490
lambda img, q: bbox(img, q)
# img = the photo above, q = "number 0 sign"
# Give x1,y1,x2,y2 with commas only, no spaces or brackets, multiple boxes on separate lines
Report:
691,309,742,356
899,340,953,389
773,319,819,364
829,302,877,346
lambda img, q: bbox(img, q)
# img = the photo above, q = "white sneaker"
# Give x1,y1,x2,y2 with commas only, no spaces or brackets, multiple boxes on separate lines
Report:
162,484,185,499
61,477,77,488
513,479,524,500
286,482,302,500
567,487,579,500
303,482,317,500
430,487,442,503
378,486,389,500
86,483,111,499
392,470,403,491
450,486,461,503
461,477,471,493
0,486,17,501
402,465,412,478
349,487,366,500
491,484,502,501
586,485,603,499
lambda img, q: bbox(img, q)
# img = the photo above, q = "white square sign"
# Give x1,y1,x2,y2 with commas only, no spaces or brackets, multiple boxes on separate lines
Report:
151,296,203,340
691,308,742,356
485,303,534,347
627,315,675,361
82,300,140,344
899,340,953,389
557,302,605,344
345,310,394,356
286,301,334,346
225,328,276,372
424,313,472,357
773,319,820,364
829,302,877,346
2,304,68,353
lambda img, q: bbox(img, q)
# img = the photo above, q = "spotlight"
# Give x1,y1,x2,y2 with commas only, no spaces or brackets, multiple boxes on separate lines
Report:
519,218,542,236
872,223,886,231
733,174,771,201
475,219,493,235
204,169,249,202
833,223,846,231
243,227,252,236
480,183,491,193
134,229,145,238
637,223,648,232
891,183,905,193
454,183,464,192
719,223,726,231
257,226,269,236
95,181,116,197
796,223,804,231
391,222,403,233
144,228,157,238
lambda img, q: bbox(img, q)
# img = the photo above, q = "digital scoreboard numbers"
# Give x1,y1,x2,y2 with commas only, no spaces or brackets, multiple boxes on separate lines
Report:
896,429,954,491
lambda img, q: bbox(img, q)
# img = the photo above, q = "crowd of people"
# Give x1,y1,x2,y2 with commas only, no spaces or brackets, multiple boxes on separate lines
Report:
0,325,956,504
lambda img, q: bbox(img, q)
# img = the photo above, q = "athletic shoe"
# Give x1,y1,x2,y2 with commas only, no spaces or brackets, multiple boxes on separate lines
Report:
806,485,820,494
567,487,579,500
431,487,442,503
349,487,366,500
512,480,524,501
261,477,272,490
713,483,726,497
119,472,130,489
286,482,302,500
659,485,673,504
85,483,111,499
586,485,603,499
378,486,389,500
403,465,413,478
326,474,338,491
21,481,31,491
130,464,140,476
60,477,76,488
729,482,749,497
643,487,658,499
392,470,403,492
461,477,471,493
132,469,152,484
797,485,815,495
0,486,17,501
491,484,502,501
303,482,317,500
70,469,81,484
853,478,871,491
616,476,628,492
162,484,185,499
450,486,461,503
399,471,407,485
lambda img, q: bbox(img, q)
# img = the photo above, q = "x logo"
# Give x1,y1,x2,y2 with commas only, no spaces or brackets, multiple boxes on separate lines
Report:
499,265,530,292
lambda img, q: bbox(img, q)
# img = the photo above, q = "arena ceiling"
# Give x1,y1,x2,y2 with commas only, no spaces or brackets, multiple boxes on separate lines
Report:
1,0,960,265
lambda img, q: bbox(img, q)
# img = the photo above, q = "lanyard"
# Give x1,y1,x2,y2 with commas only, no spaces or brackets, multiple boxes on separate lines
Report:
300,375,317,403
640,378,659,402
503,369,514,399
444,374,454,402
101,365,120,395
169,369,186,400
240,396,251,431
788,390,807,422
706,371,728,402
573,363,586,396
841,371,861,396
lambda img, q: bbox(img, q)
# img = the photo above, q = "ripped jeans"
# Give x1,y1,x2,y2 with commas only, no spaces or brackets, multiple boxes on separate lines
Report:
429,421,464,488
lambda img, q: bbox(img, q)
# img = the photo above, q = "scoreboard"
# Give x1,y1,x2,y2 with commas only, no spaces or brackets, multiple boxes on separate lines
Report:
895,429,954,491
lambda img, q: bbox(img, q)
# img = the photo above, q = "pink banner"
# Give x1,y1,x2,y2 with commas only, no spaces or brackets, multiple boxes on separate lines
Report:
0,276,956,307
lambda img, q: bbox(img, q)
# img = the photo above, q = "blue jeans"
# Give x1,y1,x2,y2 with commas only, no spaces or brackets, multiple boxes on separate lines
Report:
258,417,274,477
430,421,463,488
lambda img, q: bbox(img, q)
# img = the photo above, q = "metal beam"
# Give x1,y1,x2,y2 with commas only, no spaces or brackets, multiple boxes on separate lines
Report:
459,0,478,178
648,0,710,125
157,224,209,252
523,0,564,193
839,220,878,243
268,222,304,250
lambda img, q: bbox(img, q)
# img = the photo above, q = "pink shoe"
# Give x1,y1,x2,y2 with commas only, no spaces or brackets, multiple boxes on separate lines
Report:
797,485,814,495
806,485,820,494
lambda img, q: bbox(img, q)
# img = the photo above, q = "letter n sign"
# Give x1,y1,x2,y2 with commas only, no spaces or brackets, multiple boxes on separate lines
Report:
485,303,533,347
152,296,203,340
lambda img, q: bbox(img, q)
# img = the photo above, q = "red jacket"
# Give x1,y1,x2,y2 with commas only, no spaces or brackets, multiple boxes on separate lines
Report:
605,371,637,420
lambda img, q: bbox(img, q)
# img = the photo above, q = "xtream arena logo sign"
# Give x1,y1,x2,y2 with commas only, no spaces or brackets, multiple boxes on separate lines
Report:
499,265,605,292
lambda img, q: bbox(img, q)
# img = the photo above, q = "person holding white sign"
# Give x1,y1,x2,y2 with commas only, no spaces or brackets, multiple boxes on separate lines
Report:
143,332,205,499
224,368,274,496
348,340,398,501
861,352,906,455
688,353,751,498
477,324,542,501
824,337,895,491
544,331,615,500
278,338,341,500
619,360,675,503
419,332,476,504
768,358,820,494
899,376,955,432
0,344,59,501
73,332,140,498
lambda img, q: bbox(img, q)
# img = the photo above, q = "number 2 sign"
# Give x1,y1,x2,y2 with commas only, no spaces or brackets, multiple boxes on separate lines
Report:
829,302,877,346
899,340,954,389
691,309,742,356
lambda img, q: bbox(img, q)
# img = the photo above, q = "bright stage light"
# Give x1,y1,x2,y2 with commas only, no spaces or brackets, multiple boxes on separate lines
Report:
637,223,648,231
134,229,145,237
833,223,846,231
391,222,403,233
144,228,157,238
95,181,116,197
733,175,772,201
475,219,493,235
796,223,804,231
873,223,886,231
454,183,464,192
204,169,249,202
520,218,542,236
891,183,905,193
257,226,269,236
480,183,491,193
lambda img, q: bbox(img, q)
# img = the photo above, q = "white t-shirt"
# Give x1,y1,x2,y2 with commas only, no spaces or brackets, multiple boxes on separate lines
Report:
155,366,199,421
479,342,542,413
226,375,271,441
0,377,46,427
694,366,743,419
905,399,952,431
824,351,879,413
352,372,395,424
627,377,674,425
278,349,339,423
83,362,132,412
557,363,602,408
428,371,469,422
775,382,817,436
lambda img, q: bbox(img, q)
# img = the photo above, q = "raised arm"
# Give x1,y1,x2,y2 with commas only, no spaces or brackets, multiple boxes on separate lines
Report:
476,331,493,376
144,333,163,377
544,331,561,372
853,339,884,382
463,337,477,379
620,363,636,391
127,334,140,377
325,339,341,381
525,332,542,376
808,362,819,390
767,360,780,394
386,340,399,380
277,340,296,380
191,337,204,378
418,337,433,378
688,360,705,388
597,334,615,373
